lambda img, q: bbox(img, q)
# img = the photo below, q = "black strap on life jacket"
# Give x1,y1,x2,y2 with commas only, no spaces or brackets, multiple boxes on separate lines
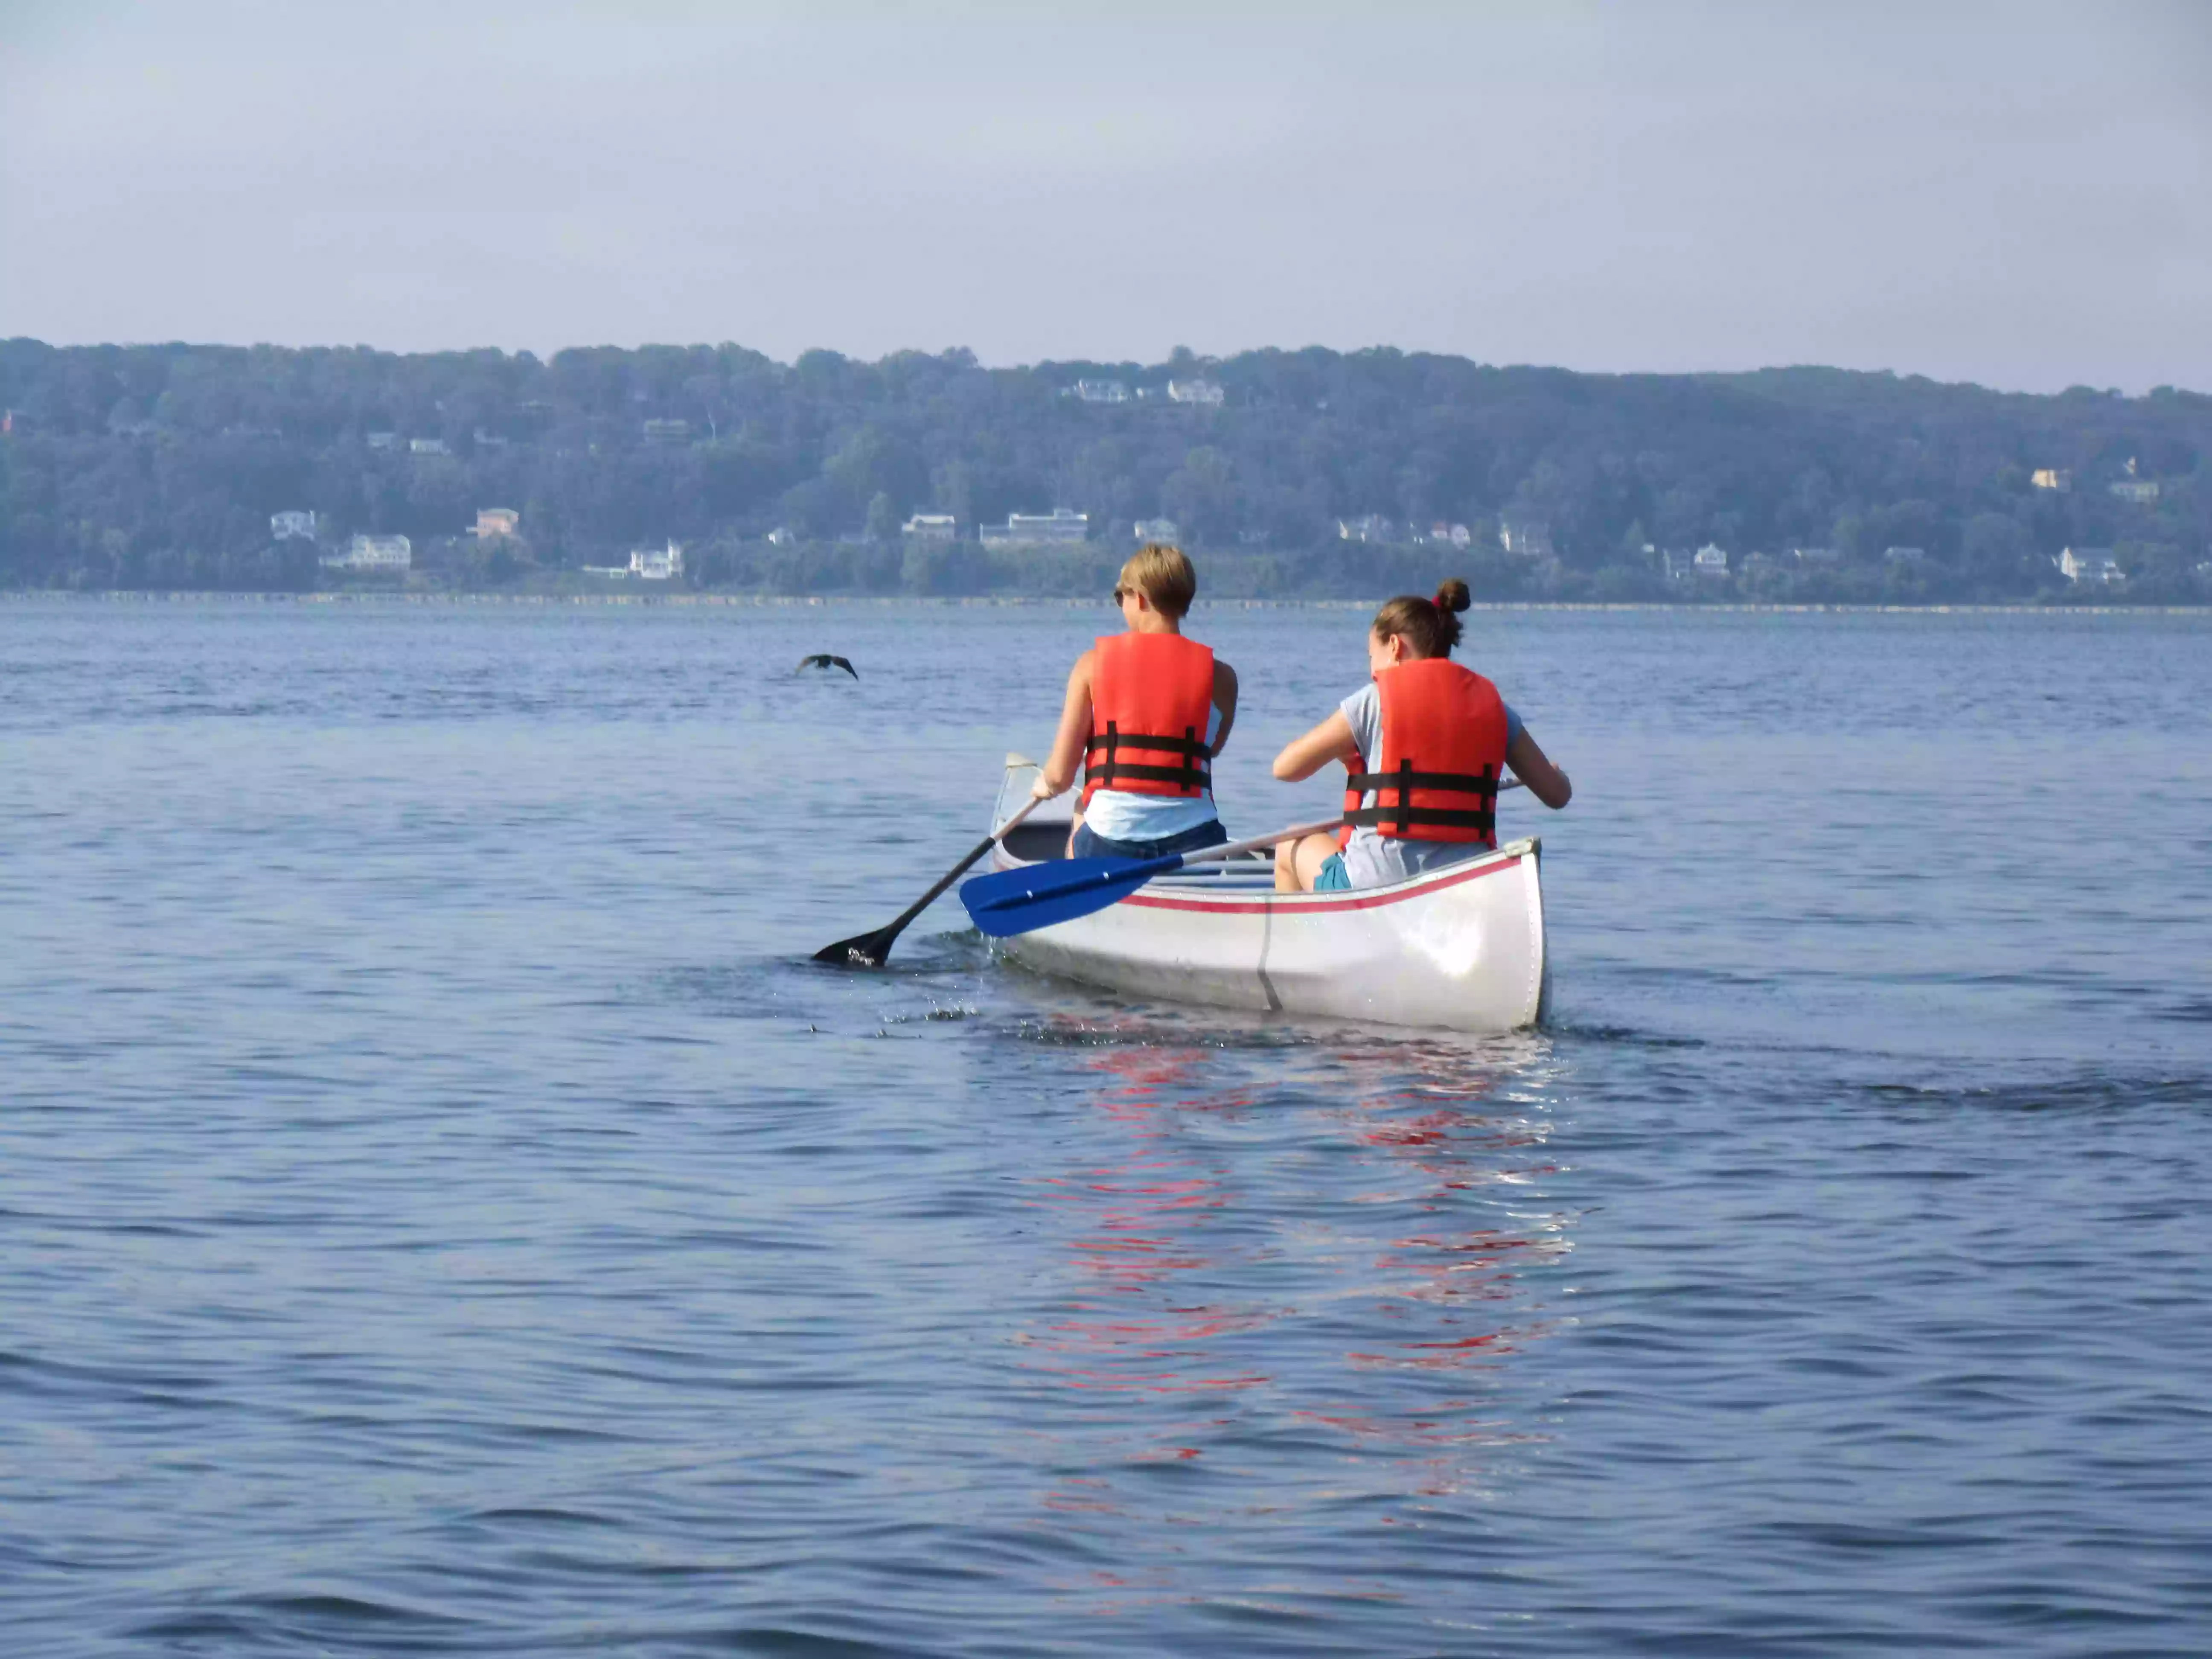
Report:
1344,758,1498,836
1084,720,1211,792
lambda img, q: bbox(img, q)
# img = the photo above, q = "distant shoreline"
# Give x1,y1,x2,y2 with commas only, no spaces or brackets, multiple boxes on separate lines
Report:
5,591,2207,617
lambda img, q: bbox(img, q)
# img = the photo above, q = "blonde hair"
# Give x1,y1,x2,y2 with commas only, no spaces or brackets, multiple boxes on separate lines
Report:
1117,543,1197,619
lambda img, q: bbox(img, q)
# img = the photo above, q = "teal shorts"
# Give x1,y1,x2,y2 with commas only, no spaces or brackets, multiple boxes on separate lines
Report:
1314,853,1352,891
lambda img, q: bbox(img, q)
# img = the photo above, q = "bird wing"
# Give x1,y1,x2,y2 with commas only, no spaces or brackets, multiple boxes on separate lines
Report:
832,656,858,678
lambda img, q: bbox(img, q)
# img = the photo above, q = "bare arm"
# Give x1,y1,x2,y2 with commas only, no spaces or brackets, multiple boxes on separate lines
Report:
1506,728,1572,809
1272,710,1360,782
1033,649,1096,799
1210,659,1239,756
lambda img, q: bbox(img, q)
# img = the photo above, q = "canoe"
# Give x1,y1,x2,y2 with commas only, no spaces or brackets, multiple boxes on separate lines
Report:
978,763,1549,1033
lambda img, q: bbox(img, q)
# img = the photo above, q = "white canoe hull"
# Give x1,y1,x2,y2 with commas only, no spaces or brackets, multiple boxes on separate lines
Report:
982,778,1548,1034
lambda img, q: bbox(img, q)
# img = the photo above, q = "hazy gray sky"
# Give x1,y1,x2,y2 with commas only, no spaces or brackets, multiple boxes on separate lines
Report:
4,1,2207,391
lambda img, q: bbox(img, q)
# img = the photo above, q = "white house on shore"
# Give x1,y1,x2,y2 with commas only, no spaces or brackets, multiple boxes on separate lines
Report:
981,509,1089,547
2059,547,2122,584
902,512,958,541
1499,518,1554,559
583,541,684,580
1694,543,1729,576
1166,379,1225,406
271,510,317,541
1133,517,1180,542
322,534,411,570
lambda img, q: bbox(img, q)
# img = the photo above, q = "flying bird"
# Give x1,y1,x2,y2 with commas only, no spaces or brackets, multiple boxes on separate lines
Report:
796,654,858,679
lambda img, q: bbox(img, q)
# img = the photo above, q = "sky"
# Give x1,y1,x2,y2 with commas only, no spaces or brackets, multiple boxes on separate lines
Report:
3,1,2208,392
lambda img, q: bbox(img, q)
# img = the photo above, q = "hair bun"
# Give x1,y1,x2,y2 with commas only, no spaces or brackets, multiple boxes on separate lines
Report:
1435,578,1471,614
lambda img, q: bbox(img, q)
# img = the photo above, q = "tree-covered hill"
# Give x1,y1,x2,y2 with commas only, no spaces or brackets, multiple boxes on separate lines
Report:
2,338,2206,600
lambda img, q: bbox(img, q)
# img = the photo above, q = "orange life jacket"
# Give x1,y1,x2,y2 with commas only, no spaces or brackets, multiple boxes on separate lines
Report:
1338,754,1364,851
1080,632,1217,812
1345,658,1508,844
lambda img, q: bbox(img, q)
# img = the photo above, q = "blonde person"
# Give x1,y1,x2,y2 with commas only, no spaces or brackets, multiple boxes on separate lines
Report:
1031,544,1239,861
1271,580,1569,892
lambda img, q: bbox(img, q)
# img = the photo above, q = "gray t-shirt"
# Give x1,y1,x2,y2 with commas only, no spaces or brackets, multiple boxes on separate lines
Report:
1337,681,1524,889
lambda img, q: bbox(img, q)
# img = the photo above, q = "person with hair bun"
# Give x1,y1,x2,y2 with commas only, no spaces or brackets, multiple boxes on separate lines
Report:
1269,579,1570,892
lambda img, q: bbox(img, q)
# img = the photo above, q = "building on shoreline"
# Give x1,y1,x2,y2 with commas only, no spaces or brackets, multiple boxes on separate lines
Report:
271,510,317,541
474,508,520,539
1166,379,1224,406
1499,518,1553,559
323,534,412,570
2059,547,2122,584
1133,518,1180,542
981,509,1088,547
902,512,958,541
583,541,684,581
1069,380,1129,404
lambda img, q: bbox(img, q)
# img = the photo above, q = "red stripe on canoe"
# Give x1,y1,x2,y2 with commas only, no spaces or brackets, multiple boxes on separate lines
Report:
1122,853,1525,916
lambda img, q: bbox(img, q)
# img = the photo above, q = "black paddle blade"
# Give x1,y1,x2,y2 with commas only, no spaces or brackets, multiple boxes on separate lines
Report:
813,929,896,969
812,832,1001,970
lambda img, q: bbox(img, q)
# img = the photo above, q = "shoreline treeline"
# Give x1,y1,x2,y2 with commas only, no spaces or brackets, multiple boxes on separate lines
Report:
2,339,2206,601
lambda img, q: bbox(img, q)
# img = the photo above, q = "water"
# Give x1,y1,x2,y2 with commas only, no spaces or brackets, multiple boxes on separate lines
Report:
3,596,2208,1656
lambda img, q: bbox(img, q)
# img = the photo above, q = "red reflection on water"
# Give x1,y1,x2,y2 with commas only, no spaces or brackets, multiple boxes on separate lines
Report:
1015,1019,1570,1533
1023,1026,1274,1398
1302,1053,1572,1466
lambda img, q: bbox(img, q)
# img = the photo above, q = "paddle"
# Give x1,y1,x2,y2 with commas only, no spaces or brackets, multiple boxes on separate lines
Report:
960,816,1343,938
814,788,1047,968
959,778,1528,940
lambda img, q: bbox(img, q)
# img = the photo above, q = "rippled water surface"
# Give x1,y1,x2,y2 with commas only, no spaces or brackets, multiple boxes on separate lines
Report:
3,597,2209,1656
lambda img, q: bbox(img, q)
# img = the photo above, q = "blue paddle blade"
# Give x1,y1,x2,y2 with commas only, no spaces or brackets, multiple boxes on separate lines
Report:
960,854,1182,937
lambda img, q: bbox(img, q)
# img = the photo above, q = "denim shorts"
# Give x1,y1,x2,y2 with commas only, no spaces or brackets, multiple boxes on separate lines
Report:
1070,818,1228,862
1313,853,1352,891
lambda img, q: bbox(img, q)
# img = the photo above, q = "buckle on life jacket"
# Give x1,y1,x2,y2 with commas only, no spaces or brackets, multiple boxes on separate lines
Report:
1083,720,1211,792
1344,759,1497,836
